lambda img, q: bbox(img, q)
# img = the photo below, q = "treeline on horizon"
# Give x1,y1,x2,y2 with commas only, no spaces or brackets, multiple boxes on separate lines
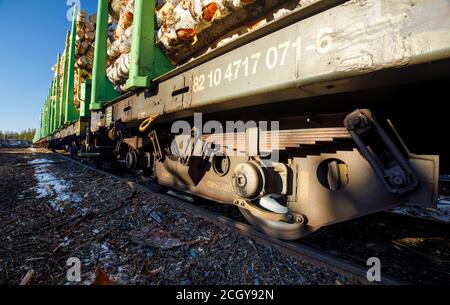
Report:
0,129,36,142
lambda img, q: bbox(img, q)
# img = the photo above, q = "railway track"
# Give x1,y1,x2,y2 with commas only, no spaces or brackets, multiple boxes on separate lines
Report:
49,150,408,285
383,211,450,231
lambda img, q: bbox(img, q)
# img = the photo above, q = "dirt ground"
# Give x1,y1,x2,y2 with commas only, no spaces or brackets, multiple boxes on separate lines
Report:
0,148,357,285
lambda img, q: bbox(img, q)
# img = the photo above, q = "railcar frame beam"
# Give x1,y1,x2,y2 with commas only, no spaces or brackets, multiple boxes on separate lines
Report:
94,0,450,130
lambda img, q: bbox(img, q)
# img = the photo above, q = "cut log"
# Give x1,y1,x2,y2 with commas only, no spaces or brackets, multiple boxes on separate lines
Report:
85,31,96,41
107,52,131,85
85,23,96,33
76,30,85,41
89,14,97,25
107,26,133,61
114,0,134,39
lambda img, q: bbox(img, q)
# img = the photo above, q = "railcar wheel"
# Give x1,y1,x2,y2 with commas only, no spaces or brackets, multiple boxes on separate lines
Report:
239,195,319,240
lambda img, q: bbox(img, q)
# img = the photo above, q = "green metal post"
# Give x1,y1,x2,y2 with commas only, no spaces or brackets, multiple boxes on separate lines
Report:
90,0,120,111
52,79,56,132
48,86,54,135
39,105,45,139
42,106,46,138
42,111,44,139
124,0,174,90
47,95,51,136
46,103,49,137
49,85,53,134
64,6,80,124
53,81,56,133
54,53,61,130
47,93,51,136
52,79,58,132
48,89,52,135
44,103,47,138
39,116,42,139
39,111,43,140
48,95,51,135
60,31,70,127
44,99,48,137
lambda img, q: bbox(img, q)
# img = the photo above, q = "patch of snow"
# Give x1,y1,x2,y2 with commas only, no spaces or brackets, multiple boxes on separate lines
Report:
29,158,81,211
391,196,450,222
28,158,54,165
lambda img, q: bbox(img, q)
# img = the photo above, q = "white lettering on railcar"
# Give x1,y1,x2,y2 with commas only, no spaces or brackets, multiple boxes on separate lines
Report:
192,28,333,93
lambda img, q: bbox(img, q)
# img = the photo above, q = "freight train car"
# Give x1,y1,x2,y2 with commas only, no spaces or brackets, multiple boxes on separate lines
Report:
36,0,450,239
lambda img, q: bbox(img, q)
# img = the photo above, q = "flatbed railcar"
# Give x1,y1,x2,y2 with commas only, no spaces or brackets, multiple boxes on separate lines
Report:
36,0,450,239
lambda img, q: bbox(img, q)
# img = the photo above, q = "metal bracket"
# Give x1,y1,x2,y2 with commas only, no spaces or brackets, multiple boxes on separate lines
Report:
149,130,164,162
114,137,124,157
64,6,80,124
344,109,419,194
111,123,125,157
90,0,121,111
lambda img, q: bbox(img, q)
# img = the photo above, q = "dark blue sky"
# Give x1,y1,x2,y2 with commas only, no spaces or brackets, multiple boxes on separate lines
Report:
0,0,98,132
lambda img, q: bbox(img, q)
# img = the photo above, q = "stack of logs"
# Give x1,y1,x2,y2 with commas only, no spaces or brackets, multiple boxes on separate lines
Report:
48,11,97,115
50,37,70,112
74,11,97,109
106,0,135,88
106,0,311,89
156,0,255,58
